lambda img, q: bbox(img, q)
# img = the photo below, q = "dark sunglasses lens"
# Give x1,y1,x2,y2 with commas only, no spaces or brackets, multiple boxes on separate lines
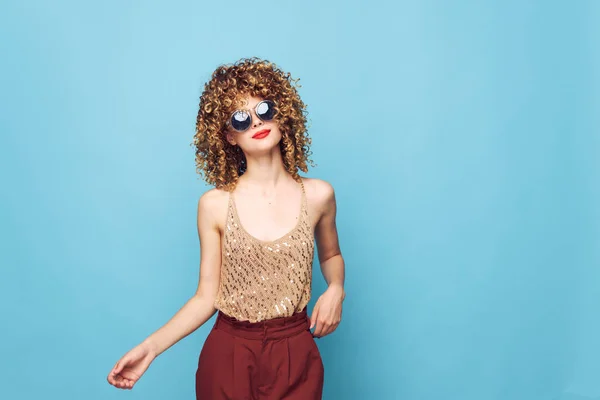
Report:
231,110,251,131
256,100,276,121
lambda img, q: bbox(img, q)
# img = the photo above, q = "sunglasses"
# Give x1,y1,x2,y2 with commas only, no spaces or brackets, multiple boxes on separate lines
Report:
226,100,277,132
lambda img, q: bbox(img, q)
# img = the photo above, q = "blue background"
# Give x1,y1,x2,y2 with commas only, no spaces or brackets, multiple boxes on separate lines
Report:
1,1,598,399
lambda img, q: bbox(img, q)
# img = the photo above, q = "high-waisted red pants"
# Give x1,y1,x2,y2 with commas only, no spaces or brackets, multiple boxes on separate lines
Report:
195,307,324,400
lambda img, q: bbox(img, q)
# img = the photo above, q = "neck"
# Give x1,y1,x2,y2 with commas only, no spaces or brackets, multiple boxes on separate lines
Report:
238,147,292,192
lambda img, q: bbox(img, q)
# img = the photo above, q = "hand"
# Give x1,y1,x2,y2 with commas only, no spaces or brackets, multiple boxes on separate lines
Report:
107,341,156,390
309,283,345,338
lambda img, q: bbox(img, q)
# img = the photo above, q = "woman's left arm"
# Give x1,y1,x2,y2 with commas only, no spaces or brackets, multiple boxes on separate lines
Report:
309,180,346,338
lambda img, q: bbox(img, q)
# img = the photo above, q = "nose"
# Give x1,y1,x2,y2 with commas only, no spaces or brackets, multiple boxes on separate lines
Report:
251,110,263,128
252,118,263,128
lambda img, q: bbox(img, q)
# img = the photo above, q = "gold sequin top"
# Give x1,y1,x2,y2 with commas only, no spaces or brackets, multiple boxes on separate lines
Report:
213,179,314,323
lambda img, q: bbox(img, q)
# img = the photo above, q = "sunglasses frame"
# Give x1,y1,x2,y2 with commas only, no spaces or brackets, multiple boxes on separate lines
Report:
225,99,277,133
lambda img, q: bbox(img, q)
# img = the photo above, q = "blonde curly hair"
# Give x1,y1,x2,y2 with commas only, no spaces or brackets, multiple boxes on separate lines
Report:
191,57,315,191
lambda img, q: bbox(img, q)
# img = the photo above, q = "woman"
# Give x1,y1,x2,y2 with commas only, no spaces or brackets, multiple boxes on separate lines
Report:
107,57,346,399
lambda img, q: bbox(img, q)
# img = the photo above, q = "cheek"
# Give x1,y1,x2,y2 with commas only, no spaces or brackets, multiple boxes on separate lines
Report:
270,124,284,139
271,129,284,144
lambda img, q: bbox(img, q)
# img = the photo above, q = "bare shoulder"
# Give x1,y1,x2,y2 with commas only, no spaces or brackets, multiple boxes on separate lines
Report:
197,188,230,230
301,177,336,217
302,177,335,201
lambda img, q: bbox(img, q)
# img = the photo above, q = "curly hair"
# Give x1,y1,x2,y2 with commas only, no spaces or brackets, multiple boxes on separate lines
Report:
191,57,315,191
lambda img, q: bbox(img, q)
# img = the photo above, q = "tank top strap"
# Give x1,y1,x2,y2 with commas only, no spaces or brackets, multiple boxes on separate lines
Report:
298,178,307,210
225,188,236,227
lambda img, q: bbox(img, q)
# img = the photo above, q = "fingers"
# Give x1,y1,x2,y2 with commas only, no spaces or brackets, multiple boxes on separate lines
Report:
107,358,136,390
107,370,135,389
324,320,340,336
113,359,123,376
312,317,326,338
313,312,328,337
313,316,341,338
309,303,320,330
117,377,134,389
107,361,121,385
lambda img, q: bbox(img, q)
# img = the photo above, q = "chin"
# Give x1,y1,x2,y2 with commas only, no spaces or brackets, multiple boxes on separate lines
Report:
248,134,282,154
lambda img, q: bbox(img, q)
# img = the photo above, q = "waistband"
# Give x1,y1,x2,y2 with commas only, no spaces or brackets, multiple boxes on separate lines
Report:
214,307,310,342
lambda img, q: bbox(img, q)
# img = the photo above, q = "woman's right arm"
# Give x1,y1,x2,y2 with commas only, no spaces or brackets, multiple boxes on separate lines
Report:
108,190,225,390
141,190,223,358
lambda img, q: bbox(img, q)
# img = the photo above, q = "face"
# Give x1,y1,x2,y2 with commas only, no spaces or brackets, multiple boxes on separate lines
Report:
224,94,282,152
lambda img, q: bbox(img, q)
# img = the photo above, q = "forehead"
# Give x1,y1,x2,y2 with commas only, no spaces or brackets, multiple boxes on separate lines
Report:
235,94,265,109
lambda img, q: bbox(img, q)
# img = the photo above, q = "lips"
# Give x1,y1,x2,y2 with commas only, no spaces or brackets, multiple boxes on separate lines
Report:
252,129,271,139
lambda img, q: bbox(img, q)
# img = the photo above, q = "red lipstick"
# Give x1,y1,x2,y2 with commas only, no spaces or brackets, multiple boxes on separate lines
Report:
252,129,270,139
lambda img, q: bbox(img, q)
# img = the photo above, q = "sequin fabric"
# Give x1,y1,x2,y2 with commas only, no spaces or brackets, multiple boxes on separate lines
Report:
214,179,315,323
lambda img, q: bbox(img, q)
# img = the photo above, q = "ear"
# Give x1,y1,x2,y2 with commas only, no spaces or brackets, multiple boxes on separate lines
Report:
226,131,237,146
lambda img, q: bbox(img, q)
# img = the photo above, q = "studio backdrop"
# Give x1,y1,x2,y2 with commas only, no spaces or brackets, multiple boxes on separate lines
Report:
1,1,598,399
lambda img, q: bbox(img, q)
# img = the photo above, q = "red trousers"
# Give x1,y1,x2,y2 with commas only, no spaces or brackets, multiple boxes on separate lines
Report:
195,307,324,400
